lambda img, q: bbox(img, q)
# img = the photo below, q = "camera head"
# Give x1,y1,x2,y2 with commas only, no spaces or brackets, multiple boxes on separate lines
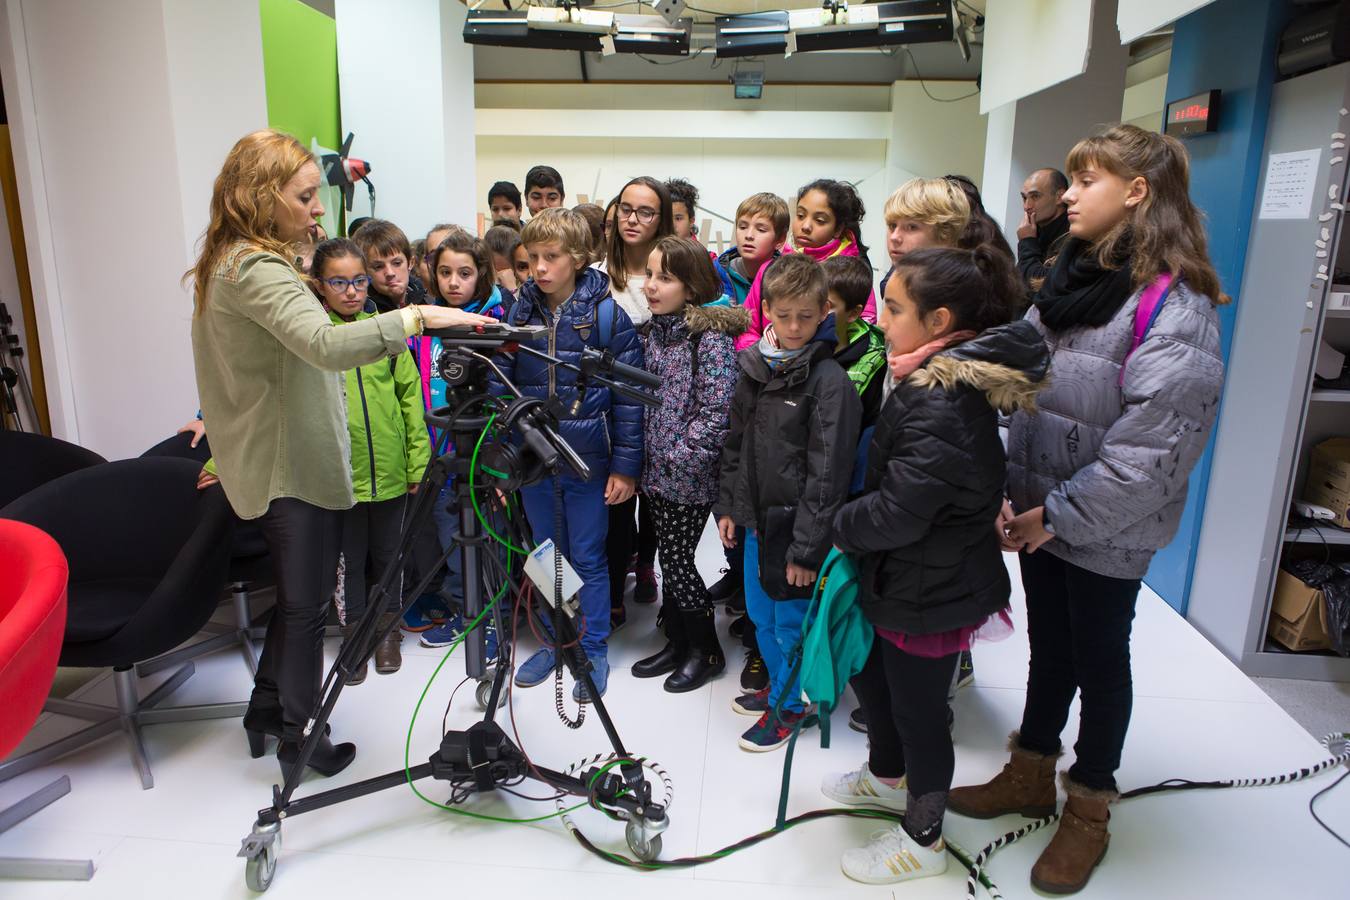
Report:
422,323,660,490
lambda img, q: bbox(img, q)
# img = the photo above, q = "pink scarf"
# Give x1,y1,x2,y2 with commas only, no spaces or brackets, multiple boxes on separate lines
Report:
734,230,877,351
887,331,978,382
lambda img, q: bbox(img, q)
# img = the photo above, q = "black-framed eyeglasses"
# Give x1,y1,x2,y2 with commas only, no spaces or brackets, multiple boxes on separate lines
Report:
324,276,371,291
618,203,658,225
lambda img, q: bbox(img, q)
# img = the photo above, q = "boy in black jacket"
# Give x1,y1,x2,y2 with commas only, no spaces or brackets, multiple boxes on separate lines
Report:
715,254,861,752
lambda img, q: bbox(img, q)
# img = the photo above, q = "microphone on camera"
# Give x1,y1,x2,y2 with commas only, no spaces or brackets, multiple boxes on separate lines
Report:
579,346,661,389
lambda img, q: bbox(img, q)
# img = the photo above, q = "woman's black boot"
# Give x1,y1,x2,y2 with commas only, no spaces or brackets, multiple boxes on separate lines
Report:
277,734,356,780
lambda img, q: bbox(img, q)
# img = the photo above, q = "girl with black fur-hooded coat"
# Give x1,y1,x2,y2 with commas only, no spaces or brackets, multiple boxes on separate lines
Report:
826,245,1049,888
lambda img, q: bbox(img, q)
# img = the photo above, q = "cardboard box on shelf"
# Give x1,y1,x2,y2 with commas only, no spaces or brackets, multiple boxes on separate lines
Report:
1268,569,1333,652
1304,438,1350,527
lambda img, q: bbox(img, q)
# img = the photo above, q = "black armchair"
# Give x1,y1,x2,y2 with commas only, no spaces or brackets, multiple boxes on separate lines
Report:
0,458,246,790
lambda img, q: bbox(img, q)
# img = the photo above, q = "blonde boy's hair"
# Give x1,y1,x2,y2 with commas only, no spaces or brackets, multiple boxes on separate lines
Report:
735,192,790,240
883,178,971,247
520,207,593,269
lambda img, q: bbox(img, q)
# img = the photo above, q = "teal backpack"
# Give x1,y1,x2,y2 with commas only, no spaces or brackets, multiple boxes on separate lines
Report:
773,548,875,826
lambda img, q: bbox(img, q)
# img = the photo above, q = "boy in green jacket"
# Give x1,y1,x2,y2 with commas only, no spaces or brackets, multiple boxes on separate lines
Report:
314,239,430,683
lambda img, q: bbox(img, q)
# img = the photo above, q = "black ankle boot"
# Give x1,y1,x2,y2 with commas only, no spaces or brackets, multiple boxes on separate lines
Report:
664,609,724,693
277,734,356,780
633,642,684,678
243,703,283,759
707,568,743,608
633,596,685,679
244,704,331,760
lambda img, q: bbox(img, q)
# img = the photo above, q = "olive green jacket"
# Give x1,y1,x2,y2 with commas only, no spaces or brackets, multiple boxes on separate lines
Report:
191,243,415,519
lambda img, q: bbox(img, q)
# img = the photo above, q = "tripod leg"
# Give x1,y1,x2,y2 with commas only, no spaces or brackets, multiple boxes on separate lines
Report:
275,458,455,810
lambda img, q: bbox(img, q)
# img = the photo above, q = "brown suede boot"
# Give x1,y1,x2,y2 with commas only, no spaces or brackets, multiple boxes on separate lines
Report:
1030,775,1114,895
374,614,403,674
947,732,1060,819
339,625,367,686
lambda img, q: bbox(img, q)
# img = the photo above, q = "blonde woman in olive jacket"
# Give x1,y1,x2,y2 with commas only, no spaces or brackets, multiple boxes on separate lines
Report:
189,130,490,778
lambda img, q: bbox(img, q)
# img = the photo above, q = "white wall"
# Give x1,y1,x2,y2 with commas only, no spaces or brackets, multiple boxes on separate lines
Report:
162,1,267,264
982,0,1128,238
336,0,476,238
0,0,267,458
886,81,988,199
474,81,988,277
1117,0,1216,43
981,0,1095,114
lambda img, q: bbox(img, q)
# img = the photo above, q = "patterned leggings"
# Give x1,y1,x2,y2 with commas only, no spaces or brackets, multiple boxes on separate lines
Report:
647,496,713,612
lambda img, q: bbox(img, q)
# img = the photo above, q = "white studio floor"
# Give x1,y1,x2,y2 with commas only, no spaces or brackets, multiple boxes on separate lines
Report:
4,518,1349,900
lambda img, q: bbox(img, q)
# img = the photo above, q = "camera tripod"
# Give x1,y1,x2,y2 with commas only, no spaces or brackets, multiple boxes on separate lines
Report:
0,300,38,432
238,327,667,892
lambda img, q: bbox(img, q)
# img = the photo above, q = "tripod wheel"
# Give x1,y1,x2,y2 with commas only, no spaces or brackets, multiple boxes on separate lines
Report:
625,821,662,862
244,841,276,892
475,679,506,711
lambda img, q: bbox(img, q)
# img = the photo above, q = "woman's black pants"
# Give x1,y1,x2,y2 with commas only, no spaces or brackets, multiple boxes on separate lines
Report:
251,498,344,743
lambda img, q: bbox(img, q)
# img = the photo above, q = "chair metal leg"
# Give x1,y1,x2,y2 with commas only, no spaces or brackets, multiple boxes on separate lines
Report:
139,702,248,726
135,663,195,710
0,858,96,880
135,630,236,678
0,777,94,881
119,717,153,791
112,668,153,790
135,583,263,678
233,588,259,675
0,665,245,790
0,775,70,831
0,719,121,784
42,698,112,722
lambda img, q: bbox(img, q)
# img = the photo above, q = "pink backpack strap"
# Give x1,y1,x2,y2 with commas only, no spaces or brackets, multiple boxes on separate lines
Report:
1118,272,1175,387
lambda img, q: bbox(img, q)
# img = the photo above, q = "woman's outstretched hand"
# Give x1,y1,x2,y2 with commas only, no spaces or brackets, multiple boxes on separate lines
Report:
417,306,496,330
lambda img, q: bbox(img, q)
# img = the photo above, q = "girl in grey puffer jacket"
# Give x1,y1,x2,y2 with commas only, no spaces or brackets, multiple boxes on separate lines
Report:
950,125,1227,896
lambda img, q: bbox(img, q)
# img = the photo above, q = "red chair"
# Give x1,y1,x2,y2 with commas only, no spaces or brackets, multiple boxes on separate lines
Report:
0,520,93,881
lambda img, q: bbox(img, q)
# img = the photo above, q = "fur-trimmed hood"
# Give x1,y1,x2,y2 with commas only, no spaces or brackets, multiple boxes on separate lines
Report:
686,302,749,336
646,303,750,347
908,320,1050,414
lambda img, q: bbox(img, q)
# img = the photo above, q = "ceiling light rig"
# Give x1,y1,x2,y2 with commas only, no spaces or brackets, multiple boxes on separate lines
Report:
714,0,954,59
464,1,692,56
463,0,957,61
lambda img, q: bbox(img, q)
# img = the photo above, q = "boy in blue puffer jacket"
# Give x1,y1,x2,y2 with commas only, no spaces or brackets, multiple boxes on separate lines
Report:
496,208,644,702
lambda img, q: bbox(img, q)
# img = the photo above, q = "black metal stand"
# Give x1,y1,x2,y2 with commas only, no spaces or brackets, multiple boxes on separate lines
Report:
237,407,667,892
0,301,37,432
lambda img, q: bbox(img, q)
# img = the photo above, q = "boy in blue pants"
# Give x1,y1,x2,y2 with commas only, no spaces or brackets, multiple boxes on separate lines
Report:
494,208,644,702
716,254,861,751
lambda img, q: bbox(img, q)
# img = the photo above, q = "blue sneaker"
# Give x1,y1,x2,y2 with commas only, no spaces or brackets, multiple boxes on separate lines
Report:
418,594,451,623
401,605,437,633
401,594,450,633
515,647,557,687
573,653,609,703
419,615,465,648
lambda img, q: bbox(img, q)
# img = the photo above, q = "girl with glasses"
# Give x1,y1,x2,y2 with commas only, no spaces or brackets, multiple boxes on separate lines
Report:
597,177,674,627
310,238,432,686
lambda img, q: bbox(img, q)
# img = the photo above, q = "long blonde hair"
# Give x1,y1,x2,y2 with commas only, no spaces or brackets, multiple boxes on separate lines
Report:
1065,124,1227,304
187,130,316,313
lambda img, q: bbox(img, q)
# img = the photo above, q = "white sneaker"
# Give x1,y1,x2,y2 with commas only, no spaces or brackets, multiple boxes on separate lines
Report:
841,827,947,885
821,764,908,811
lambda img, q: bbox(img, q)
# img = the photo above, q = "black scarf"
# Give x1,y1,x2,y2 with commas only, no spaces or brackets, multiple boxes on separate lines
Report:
1033,236,1135,331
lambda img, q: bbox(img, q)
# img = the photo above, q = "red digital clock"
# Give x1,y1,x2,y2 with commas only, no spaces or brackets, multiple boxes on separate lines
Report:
1165,90,1220,137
